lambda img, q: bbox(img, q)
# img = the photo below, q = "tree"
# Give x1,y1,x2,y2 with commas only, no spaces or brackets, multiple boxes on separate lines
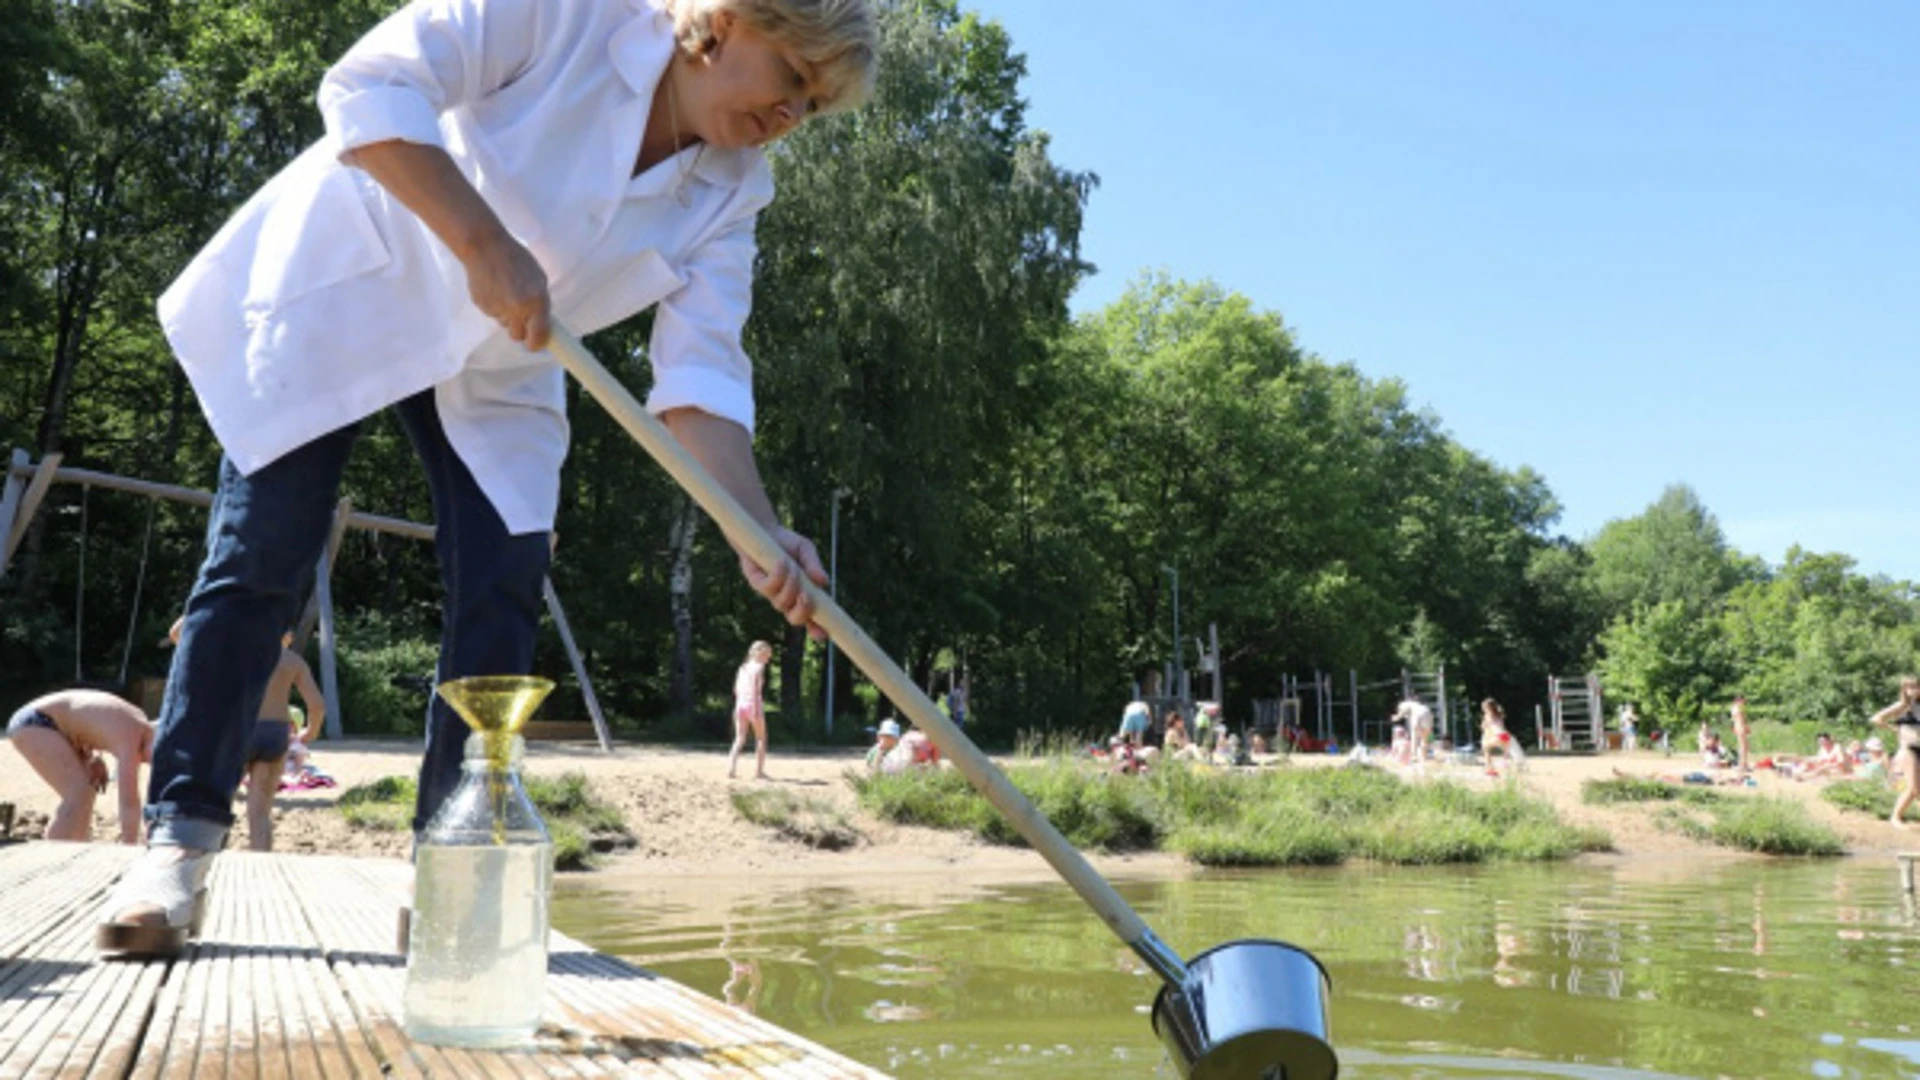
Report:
1596,599,1732,729
1586,485,1750,621
1721,547,1920,723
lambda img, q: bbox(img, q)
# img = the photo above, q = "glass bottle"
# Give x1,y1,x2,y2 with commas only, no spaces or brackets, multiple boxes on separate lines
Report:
403,730,553,1048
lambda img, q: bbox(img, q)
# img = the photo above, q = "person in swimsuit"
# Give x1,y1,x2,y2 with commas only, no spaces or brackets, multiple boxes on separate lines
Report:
247,632,327,851
1870,676,1920,828
167,617,325,851
1480,698,1524,777
728,640,774,780
5,690,154,844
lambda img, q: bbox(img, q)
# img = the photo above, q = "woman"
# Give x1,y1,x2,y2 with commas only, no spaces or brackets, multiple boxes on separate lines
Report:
1117,698,1151,747
101,0,877,955
1871,676,1920,828
728,640,774,780
1162,712,1190,754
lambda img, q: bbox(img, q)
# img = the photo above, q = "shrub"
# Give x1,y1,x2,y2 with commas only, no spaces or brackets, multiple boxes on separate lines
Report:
333,613,439,736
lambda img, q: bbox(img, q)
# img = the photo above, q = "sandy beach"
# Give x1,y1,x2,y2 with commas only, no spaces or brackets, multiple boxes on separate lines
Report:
2,737,1913,875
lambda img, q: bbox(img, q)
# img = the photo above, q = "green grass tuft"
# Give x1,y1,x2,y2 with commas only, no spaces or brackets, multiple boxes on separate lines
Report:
1656,796,1843,856
731,789,863,850
337,775,416,831
1821,779,1917,821
337,770,633,868
1705,797,1845,856
1582,776,1726,807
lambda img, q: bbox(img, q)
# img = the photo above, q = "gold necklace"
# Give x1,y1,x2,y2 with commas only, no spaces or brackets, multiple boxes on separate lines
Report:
663,60,700,207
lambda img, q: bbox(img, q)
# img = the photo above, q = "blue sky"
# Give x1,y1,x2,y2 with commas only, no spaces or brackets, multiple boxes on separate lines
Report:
961,1,1918,582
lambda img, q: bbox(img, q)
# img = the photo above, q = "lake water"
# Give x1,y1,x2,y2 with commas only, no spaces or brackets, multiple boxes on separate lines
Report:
554,856,1919,1078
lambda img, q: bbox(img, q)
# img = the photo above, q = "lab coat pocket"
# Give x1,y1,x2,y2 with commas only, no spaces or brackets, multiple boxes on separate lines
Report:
243,166,392,314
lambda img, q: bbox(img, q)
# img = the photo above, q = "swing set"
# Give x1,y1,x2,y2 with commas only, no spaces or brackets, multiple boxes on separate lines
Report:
2,448,612,750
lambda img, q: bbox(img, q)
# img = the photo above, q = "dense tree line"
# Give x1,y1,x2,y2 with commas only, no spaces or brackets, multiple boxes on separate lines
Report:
3,0,1912,743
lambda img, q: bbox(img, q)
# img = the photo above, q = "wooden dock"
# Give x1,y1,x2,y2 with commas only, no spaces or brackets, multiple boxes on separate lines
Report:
0,843,889,1078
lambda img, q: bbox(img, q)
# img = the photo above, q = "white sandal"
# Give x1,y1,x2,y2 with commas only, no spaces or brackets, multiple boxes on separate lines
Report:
96,846,213,959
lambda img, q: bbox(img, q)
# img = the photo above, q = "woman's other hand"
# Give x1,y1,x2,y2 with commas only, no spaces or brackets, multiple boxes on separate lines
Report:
739,526,828,641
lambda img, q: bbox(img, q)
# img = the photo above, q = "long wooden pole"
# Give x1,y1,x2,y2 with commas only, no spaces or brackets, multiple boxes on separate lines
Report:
544,324,1188,986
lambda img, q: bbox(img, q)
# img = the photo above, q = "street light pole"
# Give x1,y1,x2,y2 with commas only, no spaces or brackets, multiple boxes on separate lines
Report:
824,487,851,740
1162,564,1181,704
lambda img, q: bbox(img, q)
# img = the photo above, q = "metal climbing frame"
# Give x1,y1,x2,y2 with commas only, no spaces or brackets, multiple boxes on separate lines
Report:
1265,670,1364,749
1401,665,1449,744
1547,673,1604,752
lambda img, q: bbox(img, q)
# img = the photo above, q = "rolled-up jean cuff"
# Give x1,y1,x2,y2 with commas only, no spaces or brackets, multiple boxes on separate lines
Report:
145,811,228,852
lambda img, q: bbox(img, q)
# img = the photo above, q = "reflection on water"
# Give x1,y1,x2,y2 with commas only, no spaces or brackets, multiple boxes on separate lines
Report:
554,858,1920,1078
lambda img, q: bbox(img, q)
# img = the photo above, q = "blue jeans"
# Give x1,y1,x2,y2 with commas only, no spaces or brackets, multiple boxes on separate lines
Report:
147,390,551,849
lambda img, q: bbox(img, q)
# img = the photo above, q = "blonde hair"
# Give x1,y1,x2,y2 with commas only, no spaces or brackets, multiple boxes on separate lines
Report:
747,640,774,661
665,0,879,115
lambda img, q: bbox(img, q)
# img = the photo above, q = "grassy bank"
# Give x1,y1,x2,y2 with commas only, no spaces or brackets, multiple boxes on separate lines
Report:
1821,779,1919,822
1583,777,1844,856
850,760,1609,867
336,772,635,870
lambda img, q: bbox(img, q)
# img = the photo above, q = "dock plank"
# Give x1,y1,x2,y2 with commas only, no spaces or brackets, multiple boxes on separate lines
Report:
0,844,886,1079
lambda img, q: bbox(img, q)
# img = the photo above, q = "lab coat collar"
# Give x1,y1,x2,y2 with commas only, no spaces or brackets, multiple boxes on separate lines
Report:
611,0,674,97
607,1,760,192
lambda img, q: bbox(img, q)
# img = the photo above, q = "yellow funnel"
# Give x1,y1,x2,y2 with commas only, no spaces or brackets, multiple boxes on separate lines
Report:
436,676,554,763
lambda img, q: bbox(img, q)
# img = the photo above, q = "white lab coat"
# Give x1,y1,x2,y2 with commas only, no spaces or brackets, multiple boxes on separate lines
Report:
157,0,773,534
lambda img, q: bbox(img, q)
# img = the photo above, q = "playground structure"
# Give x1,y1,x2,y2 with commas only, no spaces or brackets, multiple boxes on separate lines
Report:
1,449,612,750
1545,673,1604,752
1134,622,1223,736
1253,666,1452,752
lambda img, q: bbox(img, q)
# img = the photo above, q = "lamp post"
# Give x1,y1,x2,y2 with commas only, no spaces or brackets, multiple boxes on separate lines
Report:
824,487,852,739
1162,563,1181,704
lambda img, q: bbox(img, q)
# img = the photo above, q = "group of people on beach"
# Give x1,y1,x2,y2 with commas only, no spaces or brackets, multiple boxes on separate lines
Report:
5,617,327,851
1102,700,1246,774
